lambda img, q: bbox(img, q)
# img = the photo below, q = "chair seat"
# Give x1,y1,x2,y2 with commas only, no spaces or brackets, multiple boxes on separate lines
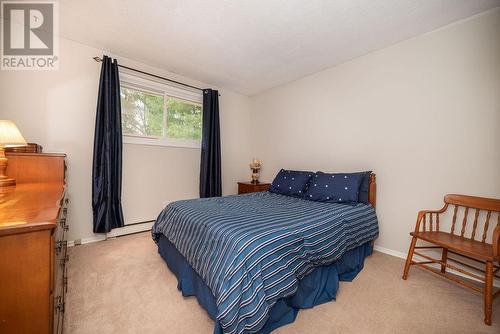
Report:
411,231,497,261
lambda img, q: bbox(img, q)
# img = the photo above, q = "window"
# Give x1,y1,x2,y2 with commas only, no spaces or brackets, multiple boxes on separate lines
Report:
120,72,202,148
166,97,202,140
121,87,164,137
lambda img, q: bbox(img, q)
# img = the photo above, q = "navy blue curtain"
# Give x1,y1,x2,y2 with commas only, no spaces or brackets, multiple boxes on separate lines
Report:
199,89,222,198
92,56,125,233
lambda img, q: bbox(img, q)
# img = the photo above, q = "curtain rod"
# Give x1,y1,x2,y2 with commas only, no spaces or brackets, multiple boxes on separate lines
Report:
93,56,205,92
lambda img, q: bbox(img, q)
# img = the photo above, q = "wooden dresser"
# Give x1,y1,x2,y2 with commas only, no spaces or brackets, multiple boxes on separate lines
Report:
0,153,68,334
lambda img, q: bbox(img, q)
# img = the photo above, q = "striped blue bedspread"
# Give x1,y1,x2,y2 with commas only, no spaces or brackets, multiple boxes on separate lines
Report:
152,191,378,334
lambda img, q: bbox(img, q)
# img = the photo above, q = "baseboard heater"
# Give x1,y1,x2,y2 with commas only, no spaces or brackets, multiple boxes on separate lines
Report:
106,220,155,238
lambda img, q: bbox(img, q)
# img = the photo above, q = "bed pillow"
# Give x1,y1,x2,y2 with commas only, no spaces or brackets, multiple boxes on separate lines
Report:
304,172,364,203
354,171,372,204
269,169,313,197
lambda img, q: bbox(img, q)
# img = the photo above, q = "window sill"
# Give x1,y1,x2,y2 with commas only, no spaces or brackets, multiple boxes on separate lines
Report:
123,135,201,149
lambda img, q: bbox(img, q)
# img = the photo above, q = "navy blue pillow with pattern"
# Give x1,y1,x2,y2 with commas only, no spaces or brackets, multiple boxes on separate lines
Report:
304,172,364,203
353,171,372,204
269,169,313,197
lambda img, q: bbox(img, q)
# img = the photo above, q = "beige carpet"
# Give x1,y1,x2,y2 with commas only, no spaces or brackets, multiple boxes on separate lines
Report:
65,232,499,334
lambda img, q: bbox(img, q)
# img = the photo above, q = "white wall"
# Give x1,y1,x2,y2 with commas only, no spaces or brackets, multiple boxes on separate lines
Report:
0,37,252,242
251,9,500,254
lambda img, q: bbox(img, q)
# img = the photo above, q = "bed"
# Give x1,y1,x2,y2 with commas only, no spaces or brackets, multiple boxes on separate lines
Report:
152,173,378,334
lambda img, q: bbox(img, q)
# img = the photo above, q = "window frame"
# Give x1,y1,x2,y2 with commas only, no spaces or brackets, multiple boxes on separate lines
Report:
120,72,203,149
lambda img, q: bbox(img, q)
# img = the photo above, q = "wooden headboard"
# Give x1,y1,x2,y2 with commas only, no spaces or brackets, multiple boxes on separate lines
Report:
369,173,376,210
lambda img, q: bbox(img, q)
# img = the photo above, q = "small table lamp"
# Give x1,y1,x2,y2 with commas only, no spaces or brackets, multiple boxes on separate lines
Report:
249,158,262,184
0,120,27,187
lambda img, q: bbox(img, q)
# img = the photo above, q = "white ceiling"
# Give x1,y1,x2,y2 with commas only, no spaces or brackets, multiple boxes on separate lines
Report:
59,0,500,95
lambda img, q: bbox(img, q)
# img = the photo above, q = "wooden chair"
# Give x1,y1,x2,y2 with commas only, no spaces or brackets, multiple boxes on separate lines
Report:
402,194,500,325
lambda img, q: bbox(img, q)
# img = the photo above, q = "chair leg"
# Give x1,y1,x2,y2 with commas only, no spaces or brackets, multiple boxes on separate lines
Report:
402,236,417,280
440,248,448,273
484,261,493,326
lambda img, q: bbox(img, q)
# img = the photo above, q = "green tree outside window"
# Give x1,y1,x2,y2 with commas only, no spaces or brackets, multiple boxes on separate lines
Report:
120,86,202,141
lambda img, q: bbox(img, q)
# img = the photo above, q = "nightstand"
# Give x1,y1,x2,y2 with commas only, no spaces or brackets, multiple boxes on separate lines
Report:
237,182,271,194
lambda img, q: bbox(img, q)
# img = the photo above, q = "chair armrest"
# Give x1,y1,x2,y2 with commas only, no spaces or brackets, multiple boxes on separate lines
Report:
493,225,500,257
414,205,448,233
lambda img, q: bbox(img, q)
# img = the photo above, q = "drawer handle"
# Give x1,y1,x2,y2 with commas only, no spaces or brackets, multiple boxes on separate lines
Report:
60,255,69,266
55,242,62,255
55,300,65,313
59,218,66,226
64,276,68,293
55,240,67,255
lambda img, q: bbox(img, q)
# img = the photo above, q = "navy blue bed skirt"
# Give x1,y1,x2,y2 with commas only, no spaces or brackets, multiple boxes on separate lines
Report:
157,235,373,334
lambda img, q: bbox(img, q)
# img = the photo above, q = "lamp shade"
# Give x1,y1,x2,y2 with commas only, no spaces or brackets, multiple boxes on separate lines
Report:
0,120,27,147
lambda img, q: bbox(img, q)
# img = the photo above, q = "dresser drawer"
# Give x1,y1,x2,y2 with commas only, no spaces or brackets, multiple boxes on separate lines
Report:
53,266,66,334
53,237,68,330
56,197,68,241
237,182,271,194
53,197,68,334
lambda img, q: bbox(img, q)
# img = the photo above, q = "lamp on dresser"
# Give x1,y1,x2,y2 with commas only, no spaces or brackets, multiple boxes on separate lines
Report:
0,120,27,187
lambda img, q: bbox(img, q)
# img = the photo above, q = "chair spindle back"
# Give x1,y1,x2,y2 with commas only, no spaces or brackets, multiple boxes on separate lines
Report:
420,194,500,244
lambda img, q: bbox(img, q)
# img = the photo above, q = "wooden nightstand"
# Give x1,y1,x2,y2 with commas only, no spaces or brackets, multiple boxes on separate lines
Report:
237,182,271,194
